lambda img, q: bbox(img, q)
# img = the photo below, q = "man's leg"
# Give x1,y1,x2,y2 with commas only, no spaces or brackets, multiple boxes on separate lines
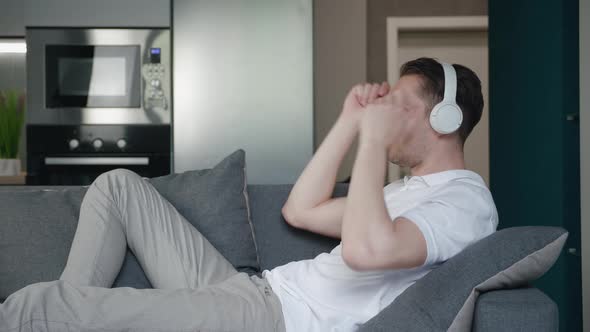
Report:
60,168,237,289
0,273,285,331
0,169,286,331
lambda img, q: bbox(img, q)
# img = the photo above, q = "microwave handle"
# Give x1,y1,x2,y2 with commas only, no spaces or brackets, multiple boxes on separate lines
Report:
45,157,149,166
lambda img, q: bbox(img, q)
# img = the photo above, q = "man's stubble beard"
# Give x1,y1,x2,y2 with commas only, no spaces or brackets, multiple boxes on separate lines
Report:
387,136,428,170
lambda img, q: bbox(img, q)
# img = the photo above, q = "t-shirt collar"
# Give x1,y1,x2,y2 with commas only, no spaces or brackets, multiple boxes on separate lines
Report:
404,169,485,188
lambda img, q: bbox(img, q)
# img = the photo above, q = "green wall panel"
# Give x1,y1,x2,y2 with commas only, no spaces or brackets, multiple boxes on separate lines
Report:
489,0,581,330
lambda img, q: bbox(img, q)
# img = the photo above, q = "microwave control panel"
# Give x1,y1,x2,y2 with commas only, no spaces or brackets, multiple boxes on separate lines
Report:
141,48,168,111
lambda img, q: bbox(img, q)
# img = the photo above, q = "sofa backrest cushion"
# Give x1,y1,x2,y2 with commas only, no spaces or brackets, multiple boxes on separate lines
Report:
359,226,567,332
0,186,87,300
246,183,347,271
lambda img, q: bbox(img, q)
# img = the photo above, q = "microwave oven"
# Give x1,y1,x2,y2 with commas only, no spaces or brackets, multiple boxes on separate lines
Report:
26,28,171,125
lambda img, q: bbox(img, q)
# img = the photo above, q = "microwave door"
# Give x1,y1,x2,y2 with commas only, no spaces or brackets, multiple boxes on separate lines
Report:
45,45,141,109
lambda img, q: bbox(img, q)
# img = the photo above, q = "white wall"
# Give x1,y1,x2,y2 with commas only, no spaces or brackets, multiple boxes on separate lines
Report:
580,0,590,329
173,0,313,184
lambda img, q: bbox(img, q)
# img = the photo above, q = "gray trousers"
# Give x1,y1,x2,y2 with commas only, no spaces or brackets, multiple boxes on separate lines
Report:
0,169,286,332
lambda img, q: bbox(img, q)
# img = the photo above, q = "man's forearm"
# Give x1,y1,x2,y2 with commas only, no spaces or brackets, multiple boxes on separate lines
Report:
341,140,391,258
284,114,358,212
283,82,390,232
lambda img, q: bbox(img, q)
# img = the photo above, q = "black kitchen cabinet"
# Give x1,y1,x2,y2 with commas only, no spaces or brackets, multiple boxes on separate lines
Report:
0,0,170,35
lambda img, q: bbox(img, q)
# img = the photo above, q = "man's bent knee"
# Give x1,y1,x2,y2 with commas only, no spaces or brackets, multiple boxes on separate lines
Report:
90,169,144,206
95,168,142,188
101,168,141,182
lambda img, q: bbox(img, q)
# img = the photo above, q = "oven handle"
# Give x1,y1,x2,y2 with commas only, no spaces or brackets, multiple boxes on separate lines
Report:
44,157,150,166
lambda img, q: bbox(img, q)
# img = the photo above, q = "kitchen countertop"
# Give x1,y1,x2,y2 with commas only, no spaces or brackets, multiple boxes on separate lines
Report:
0,173,26,185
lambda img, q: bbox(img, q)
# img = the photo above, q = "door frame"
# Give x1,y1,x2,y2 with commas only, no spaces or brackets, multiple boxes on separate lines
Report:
385,16,488,182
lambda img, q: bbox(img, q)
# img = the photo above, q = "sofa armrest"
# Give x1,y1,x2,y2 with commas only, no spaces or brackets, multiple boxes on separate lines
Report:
473,287,558,332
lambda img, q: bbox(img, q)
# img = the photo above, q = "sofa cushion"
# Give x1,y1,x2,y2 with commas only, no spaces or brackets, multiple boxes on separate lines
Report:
149,149,259,275
0,150,258,299
473,288,558,332
246,184,346,271
359,226,567,332
0,186,86,300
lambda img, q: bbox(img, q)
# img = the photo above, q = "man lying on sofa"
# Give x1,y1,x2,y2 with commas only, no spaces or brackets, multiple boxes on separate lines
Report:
0,57,497,332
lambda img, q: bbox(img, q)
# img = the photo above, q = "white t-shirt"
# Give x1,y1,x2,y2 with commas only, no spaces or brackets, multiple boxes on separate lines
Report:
263,169,498,332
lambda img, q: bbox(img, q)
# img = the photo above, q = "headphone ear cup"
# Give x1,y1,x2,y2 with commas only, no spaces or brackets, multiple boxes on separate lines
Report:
429,102,463,134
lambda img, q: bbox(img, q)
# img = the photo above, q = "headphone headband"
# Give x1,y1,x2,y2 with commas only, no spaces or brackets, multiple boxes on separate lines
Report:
439,62,457,103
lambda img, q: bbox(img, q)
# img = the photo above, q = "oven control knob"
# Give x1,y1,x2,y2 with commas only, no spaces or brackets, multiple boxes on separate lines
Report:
68,139,80,150
92,139,103,150
116,138,127,149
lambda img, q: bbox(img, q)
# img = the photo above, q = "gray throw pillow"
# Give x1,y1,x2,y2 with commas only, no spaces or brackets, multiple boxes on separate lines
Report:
149,149,259,275
359,226,567,332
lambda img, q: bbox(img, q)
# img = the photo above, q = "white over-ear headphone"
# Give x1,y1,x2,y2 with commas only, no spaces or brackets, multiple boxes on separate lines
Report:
429,61,463,134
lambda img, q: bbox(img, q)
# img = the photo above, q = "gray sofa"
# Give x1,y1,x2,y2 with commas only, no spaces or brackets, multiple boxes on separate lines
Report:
0,183,560,331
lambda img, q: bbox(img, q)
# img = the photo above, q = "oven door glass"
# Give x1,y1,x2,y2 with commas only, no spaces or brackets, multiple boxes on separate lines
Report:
45,45,141,108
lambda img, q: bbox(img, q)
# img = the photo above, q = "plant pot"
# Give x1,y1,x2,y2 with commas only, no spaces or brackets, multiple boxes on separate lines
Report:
0,159,21,176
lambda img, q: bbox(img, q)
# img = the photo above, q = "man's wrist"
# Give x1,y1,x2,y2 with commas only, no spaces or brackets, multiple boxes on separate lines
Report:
359,134,389,152
337,112,362,131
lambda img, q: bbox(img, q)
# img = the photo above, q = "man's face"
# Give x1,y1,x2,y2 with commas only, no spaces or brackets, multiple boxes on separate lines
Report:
379,74,433,167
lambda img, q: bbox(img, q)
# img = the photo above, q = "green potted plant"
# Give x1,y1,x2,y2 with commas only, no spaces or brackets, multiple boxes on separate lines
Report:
0,91,25,176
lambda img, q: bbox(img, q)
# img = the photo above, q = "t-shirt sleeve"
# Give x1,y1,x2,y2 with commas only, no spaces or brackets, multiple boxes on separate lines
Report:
400,184,496,266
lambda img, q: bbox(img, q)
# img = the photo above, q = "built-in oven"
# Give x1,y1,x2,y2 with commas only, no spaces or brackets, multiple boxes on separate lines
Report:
26,125,170,185
26,28,172,185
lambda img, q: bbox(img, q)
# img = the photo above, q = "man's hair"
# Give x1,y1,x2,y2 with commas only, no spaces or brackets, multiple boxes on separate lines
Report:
400,57,484,143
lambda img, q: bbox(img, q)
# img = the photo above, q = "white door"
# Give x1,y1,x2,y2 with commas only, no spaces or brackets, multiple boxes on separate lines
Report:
387,17,489,184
